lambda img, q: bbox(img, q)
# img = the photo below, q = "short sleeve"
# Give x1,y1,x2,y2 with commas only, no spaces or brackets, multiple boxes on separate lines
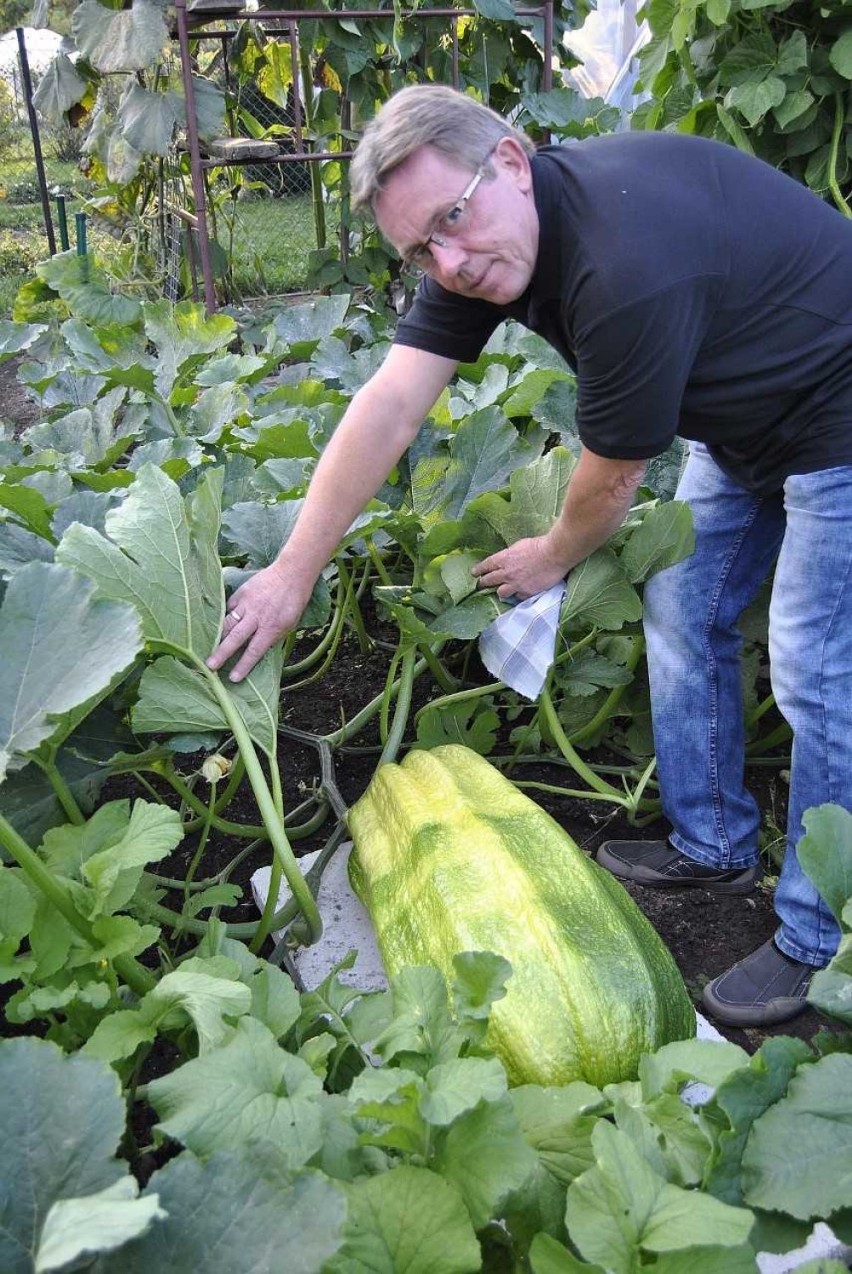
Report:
394,277,504,363
574,278,719,459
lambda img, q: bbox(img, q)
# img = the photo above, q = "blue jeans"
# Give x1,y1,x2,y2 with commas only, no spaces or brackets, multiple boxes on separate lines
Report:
643,444,852,966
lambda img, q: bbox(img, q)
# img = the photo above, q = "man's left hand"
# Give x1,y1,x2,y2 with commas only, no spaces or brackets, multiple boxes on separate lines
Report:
471,531,573,601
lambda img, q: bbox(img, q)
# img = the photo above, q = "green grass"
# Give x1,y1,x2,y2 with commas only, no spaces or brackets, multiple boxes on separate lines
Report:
214,192,340,300
0,145,339,315
0,149,103,317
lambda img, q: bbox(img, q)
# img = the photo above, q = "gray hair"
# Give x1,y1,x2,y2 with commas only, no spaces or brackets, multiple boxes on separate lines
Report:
350,85,534,214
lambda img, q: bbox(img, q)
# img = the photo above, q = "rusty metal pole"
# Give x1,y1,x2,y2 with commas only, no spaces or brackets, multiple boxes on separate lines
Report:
16,27,56,256
451,14,459,89
543,0,553,92
175,0,217,312
287,22,304,149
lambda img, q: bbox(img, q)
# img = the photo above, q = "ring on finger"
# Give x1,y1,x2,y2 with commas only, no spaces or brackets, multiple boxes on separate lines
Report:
230,611,243,622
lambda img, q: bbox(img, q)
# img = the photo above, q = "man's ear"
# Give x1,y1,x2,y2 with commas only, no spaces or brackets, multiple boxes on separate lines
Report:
492,136,534,192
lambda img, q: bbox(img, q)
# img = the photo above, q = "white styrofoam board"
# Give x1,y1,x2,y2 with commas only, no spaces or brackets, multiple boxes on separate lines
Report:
251,842,387,992
251,843,851,1273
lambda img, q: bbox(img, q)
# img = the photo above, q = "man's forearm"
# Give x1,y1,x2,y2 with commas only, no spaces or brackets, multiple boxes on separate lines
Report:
549,449,647,570
278,380,416,584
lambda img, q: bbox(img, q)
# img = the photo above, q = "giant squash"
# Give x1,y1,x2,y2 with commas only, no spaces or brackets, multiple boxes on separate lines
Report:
348,744,695,1088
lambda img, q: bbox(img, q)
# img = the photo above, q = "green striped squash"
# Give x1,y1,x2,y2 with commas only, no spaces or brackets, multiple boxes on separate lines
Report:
348,744,695,1087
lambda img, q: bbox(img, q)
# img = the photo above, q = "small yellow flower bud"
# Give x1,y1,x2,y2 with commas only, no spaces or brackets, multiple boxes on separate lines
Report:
201,754,232,784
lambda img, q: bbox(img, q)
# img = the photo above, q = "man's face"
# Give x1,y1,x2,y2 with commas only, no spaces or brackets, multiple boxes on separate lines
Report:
374,138,540,306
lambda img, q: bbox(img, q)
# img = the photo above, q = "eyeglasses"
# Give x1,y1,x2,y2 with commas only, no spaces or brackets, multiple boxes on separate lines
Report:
401,150,495,276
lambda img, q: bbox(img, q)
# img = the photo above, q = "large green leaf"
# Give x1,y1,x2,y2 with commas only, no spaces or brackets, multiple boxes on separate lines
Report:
511,1082,604,1186
59,317,150,377
84,968,252,1062
257,41,294,106
470,446,576,544
36,1180,164,1272
415,700,499,755
271,295,351,358
638,1038,750,1100
561,549,642,632
0,1037,140,1273
705,1036,812,1204
73,0,169,73
797,804,852,924
56,464,223,656
0,522,55,576
171,74,226,142
325,1166,481,1273
117,83,180,156
430,591,506,639
132,649,282,759
0,747,108,845
188,383,250,442
742,1053,852,1219
0,481,54,539
23,390,134,470
31,53,87,122
808,933,852,1024
52,489,123,540
42,798,182,917
147,1016,325,1162
620,501,694,583
0,866,35,968
0,320,47,360
0,562,141,782
441,407,541,521
566,1122,754,1272
99,1149,346,1272
434,1096,539,1230
221,498,303,566
830,30,852,79
529,1233,606,1272
36,253,142,327
143,300,236,400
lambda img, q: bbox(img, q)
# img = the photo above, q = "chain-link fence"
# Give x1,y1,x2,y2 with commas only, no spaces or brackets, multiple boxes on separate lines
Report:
0,27,122,312
175,19,346,304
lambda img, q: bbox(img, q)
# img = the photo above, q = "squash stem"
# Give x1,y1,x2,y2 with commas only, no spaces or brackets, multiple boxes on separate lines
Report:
0,810,155,997
153,764,266,839
828,92,852,219
33,752,87,825
540,687,624,803
413,678,505,725
568,636,645,745
282,574,346,678
185,653,323,945
379,646,417,765
380,645,405,746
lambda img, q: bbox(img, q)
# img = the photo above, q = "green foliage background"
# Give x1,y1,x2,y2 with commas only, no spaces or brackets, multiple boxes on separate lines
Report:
632,0,852,216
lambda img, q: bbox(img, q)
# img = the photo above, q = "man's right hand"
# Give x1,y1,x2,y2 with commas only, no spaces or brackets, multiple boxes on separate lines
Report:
206,560,313,683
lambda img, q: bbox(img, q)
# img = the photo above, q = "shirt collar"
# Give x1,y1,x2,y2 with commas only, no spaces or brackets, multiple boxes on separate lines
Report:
527,147,568,311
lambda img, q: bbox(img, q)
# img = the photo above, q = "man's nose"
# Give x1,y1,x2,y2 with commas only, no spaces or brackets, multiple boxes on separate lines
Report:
430,238,468,276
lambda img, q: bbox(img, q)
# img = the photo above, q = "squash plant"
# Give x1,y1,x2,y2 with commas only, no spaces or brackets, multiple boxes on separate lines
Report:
2,806,852,1271
633,0,852,216
0,286,790,1050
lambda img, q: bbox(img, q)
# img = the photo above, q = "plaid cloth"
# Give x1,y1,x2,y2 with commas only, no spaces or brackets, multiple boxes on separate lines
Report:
478,582,567,701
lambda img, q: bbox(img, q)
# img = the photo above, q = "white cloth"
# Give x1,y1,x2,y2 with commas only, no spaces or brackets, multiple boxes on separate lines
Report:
478,582,567,700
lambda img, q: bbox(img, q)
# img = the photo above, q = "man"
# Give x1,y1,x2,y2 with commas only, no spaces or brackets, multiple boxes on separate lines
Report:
208,85,852,1028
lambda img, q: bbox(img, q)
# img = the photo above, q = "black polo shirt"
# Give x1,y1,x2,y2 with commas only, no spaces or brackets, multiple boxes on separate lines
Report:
394,132,852,494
